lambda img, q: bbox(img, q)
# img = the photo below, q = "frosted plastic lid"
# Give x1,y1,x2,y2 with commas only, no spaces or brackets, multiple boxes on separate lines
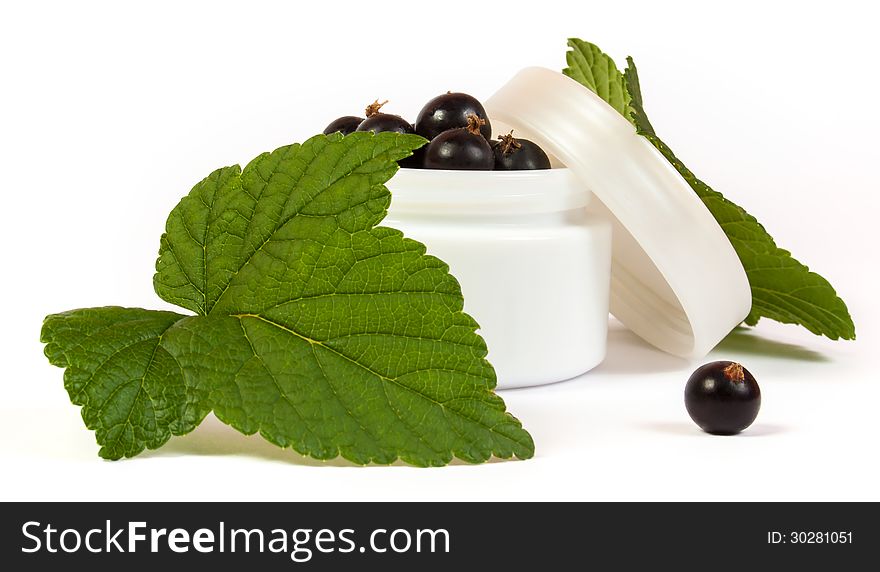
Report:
485,67,751,358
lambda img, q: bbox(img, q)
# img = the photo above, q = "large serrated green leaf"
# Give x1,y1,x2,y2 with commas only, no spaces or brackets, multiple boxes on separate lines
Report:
42,132,535,465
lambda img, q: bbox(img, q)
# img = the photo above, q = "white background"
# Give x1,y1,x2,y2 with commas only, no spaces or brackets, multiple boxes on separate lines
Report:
1,0,878,501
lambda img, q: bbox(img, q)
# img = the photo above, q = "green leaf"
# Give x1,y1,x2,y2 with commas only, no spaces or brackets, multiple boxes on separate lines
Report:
42,132,535,465
562,38,854,340
40,307,207,459
622,57,854,340
563,38,632,117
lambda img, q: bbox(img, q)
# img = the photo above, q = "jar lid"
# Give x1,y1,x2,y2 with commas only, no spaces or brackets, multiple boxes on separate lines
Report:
485,67,751,358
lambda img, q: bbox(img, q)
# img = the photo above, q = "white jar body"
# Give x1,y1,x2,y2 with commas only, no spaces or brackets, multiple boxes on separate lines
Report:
385,169,611,388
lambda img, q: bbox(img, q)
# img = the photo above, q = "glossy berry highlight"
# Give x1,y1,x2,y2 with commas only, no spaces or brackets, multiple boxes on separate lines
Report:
423,114,494,170
415,92,492,141
685,361,761,435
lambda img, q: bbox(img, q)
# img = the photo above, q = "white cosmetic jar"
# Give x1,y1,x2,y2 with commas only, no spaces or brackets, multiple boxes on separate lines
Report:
383,67,752,389
385,167,611,389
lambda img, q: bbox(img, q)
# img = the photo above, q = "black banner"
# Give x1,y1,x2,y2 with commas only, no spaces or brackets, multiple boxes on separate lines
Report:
1,502,875,569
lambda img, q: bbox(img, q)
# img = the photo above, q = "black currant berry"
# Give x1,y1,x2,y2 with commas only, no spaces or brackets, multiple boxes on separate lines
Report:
492,131,551,170
355,99,414,135
415,92,492,141
399,145,426,169
423,114,494,170
685,361,761,435
323,116,363,136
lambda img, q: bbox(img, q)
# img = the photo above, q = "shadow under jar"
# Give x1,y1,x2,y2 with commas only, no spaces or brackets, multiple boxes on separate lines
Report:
384,167,611,389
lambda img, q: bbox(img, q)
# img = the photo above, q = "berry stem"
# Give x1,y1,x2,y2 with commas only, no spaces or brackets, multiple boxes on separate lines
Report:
465,113,486,135
723,362,745,382
365,99,388,117
497,130,523,156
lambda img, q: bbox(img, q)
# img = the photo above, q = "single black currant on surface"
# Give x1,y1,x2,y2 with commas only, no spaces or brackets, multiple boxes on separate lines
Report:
355,99,414,135
685,361,761,435
415,92,492,141
423,114,494,170
492,131,551,170
322,115,363,136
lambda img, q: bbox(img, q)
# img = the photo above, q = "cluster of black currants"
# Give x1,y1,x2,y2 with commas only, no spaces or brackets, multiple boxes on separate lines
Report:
323,92,551,171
